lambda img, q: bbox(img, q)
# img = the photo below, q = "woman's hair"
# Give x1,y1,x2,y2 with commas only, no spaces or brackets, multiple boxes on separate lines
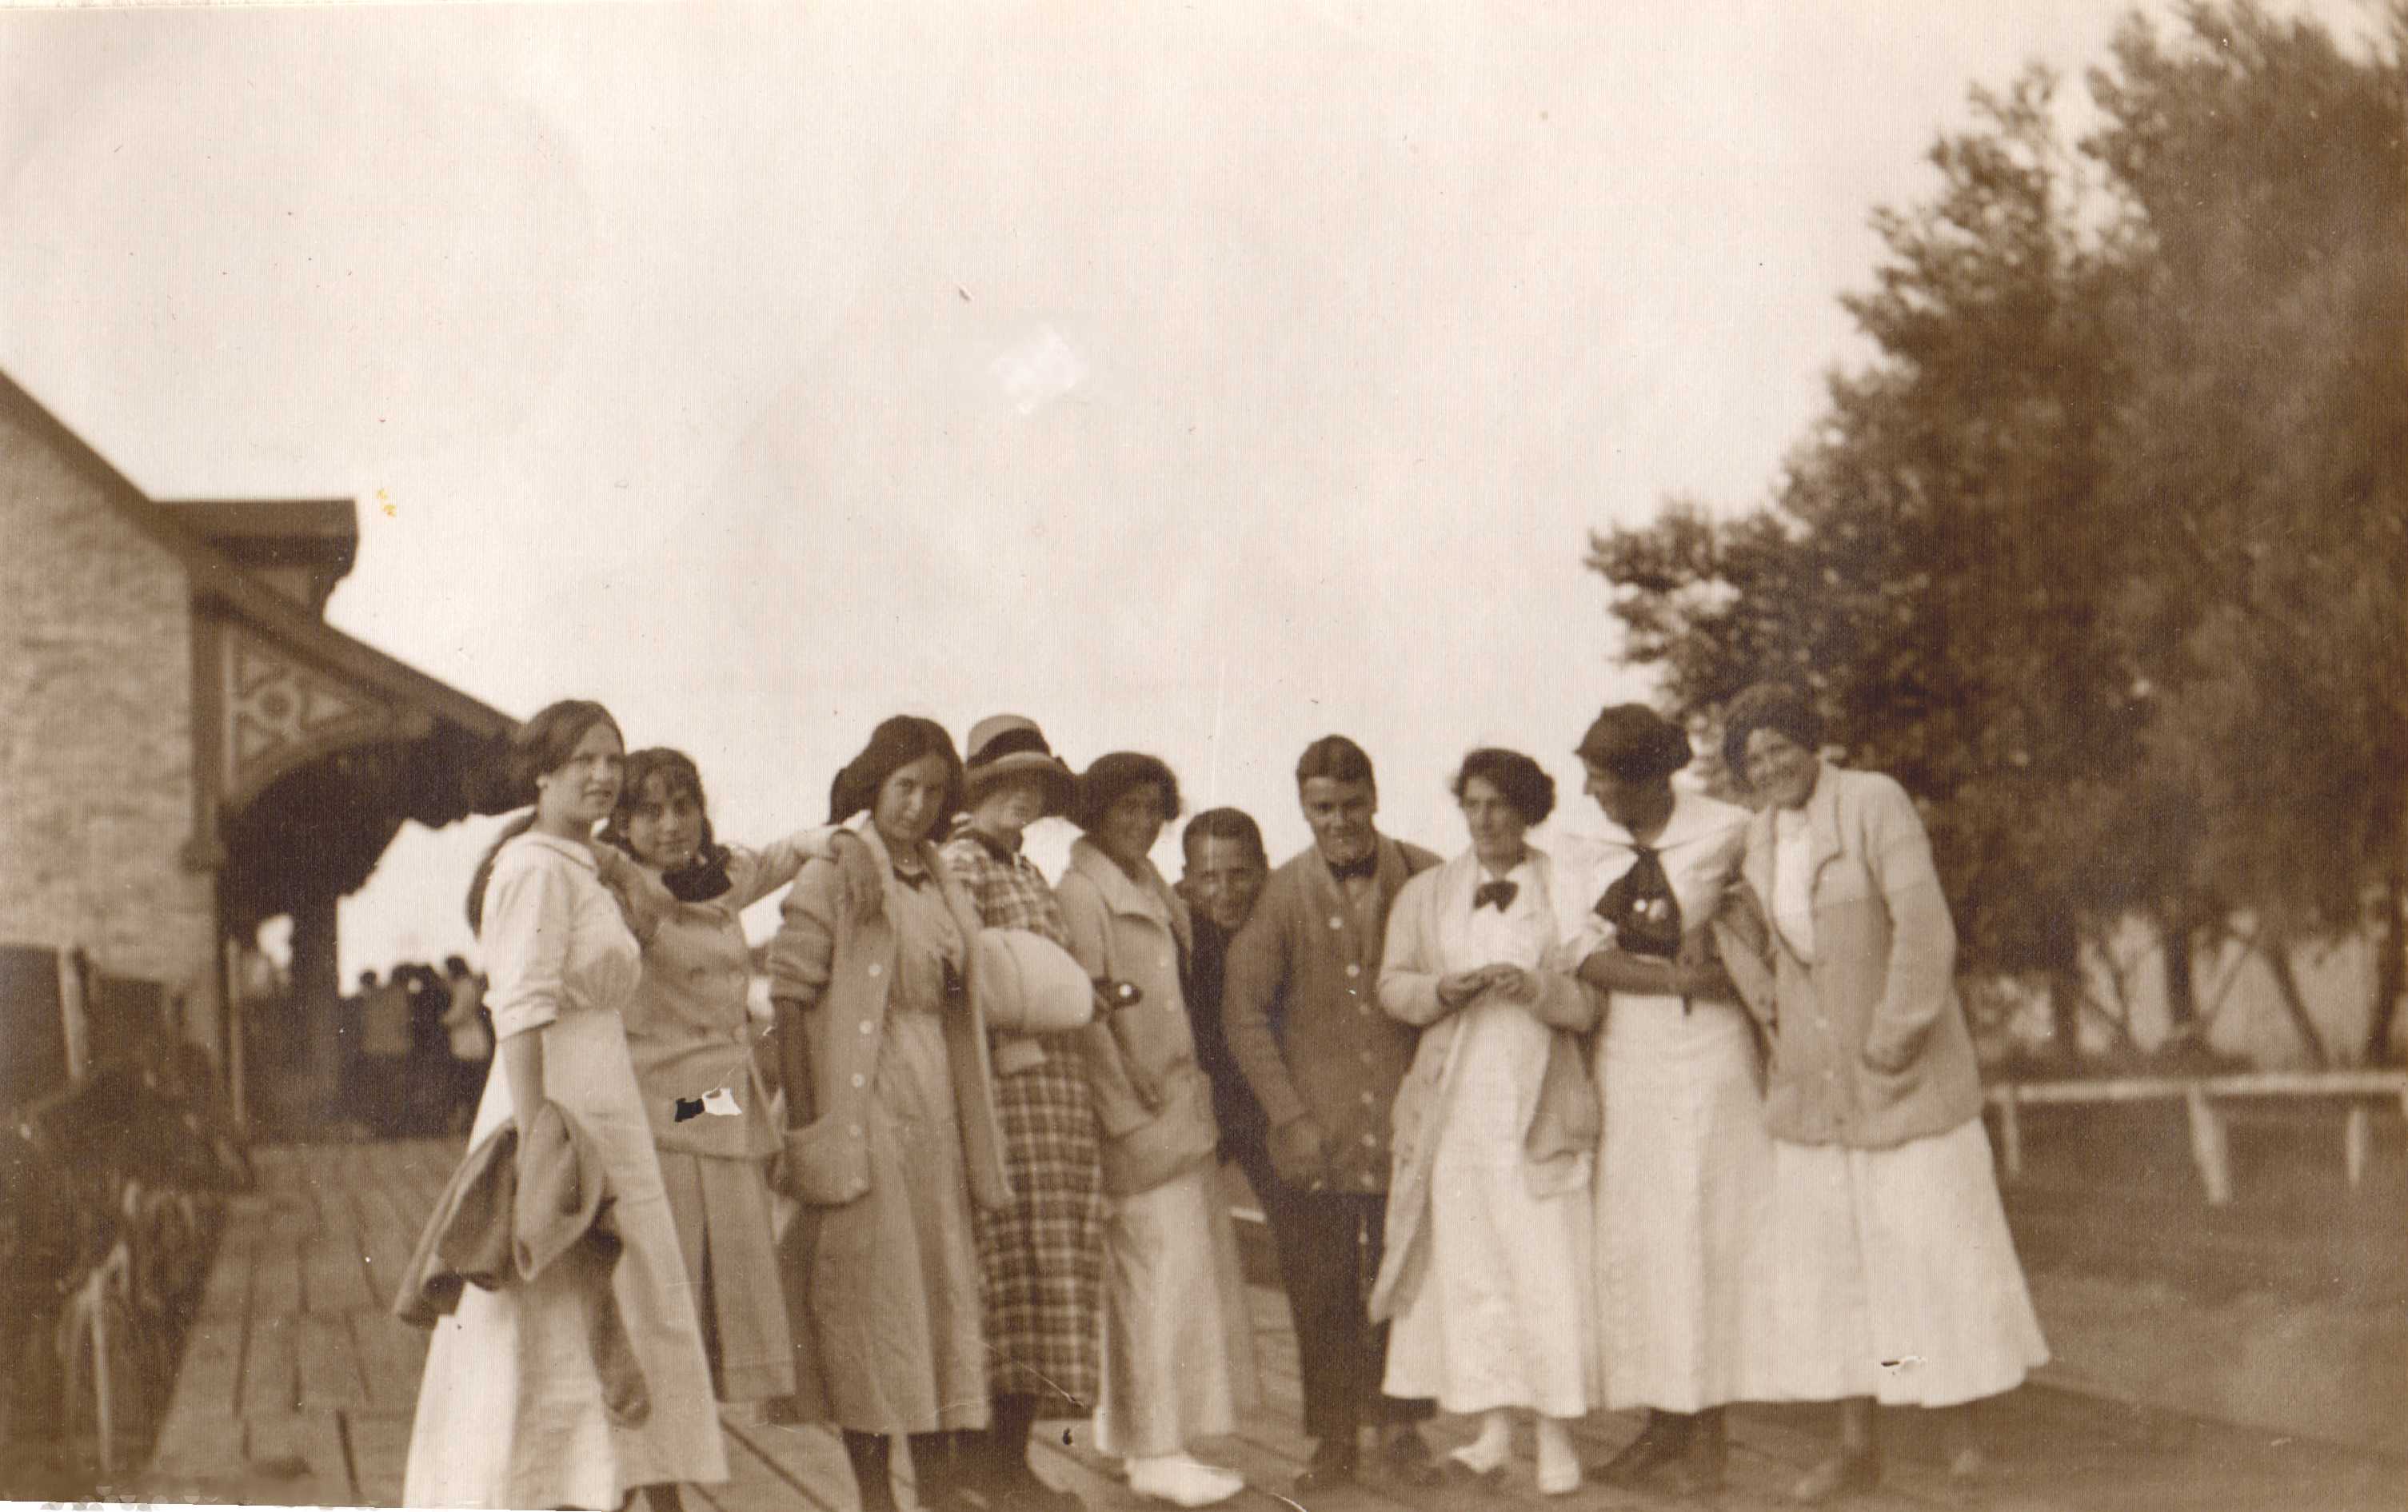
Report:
1575,703,1694,782
1295,733,1376,790
828,716,966,832
1719,682,1827,784
1450,747,1557,826
1182,805,1266,864
601,748,721,861
464,699,622,933
1072,752,1184,834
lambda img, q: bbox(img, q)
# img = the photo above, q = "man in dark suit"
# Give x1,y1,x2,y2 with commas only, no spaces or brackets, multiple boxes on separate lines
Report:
1177,807,1275,1199
1222,736,1444,1493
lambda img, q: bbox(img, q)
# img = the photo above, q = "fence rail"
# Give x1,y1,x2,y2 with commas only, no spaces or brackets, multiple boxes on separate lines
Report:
1988,1070,2408,1204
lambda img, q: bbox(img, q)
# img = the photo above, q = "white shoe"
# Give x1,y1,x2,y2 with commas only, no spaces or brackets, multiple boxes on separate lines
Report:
1535,1420,1583,1497
1126,1453,1244,1507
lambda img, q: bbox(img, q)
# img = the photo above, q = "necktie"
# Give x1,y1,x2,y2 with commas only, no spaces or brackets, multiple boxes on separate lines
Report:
1328,851,1378,884
1473,880,1518,912
1594,844,1682,959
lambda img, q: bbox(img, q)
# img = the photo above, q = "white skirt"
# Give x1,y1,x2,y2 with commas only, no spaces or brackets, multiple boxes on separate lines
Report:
1591,994,1780,1411
403,1009,728,1509
1761,1118,2050,1407
1384,1002,1592,1419
1094,1163,1260,1459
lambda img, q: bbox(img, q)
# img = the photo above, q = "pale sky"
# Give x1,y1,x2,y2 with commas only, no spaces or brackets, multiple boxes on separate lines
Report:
1,0,2369,975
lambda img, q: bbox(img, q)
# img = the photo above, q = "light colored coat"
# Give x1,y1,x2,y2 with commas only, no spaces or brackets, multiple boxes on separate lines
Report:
1056,836,1220,1197
1368,848,1603,1323
763,826,1009,1209
1724,763,1983,1149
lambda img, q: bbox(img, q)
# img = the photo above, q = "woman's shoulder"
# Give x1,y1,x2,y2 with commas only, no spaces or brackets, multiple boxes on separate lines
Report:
492,832,595,885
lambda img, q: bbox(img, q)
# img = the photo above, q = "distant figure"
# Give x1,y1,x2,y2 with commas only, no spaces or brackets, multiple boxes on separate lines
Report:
1220,736,1444,1494
1057,752,1258,1509
1176,808,1274,1201
402,698,726,1512
1717,684,2048,1502
357,968,413,1137
438,955,491,1135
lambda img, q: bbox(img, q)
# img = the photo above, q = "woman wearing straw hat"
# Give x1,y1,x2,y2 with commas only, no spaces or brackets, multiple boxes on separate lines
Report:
939,715,1104,1512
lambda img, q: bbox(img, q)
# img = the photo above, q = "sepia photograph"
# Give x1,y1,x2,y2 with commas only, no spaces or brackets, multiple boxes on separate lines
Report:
0,2,2401,1509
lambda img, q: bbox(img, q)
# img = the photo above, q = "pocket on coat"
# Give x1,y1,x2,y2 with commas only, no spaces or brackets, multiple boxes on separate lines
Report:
782,1119,869,1207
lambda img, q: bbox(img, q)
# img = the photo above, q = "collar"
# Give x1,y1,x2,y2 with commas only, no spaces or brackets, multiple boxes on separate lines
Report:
951,821,1023,864
1068,836,1193,952
1591,785,1743,855
517,832,600,872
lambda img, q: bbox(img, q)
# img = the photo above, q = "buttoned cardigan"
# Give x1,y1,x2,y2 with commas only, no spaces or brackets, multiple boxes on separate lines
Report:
763,826,1008,1210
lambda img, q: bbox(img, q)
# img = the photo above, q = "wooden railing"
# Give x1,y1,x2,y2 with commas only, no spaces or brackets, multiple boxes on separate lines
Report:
1987,1070,2408,1205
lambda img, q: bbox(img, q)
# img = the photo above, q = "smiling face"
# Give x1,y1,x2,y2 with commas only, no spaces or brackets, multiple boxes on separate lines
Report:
622,770,705,869
1743,728,1822,811
873,753,953,852
1300,776,1379,871
969,774,1048,843
1459,775,1530,872
534,720,625,836
1184,833,1268,933
1096,782,1170,874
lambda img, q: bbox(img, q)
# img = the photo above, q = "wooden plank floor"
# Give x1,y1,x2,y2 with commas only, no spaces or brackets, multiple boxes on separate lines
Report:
133,1139,2406,1511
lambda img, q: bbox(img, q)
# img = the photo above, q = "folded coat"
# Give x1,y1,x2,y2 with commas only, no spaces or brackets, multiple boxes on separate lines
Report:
393,1101,650,1426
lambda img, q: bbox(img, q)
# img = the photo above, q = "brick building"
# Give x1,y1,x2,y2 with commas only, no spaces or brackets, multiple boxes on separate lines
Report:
0,368,513,1123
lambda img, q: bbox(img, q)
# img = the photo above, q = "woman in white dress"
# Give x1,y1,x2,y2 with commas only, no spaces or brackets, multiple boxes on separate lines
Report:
1559,706,1776,1494
403,700,729,1512
1717,684,2047,1503
1370,748,1600,1498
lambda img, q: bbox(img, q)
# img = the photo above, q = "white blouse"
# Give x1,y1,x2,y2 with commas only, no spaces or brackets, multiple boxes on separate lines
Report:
1771,806,1818,963
480,832,645,1041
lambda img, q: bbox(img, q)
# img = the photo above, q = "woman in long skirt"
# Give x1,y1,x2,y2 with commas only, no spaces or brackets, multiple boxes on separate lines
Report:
1719,684,2048,1503
939,716,1103,1512
1560,706,1779,1494
602,748,835,1410
765,716,1004,1512
1371,748,1599,1498
403,700,727,1512
1057,752,1259,1510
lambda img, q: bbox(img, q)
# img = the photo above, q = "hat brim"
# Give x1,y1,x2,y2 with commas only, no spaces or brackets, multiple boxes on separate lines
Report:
965,754,1076,818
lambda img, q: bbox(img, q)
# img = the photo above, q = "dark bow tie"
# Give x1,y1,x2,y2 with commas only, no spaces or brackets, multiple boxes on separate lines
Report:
1473,880,1518,912
1327,851,1378,884
1594,843,1681,958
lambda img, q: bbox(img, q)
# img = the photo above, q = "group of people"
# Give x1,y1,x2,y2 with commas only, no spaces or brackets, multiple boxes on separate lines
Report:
397,686,2048,1512
340,956,489,1137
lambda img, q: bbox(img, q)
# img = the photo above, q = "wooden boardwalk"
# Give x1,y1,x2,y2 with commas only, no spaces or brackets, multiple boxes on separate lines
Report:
131,1139,2405,1511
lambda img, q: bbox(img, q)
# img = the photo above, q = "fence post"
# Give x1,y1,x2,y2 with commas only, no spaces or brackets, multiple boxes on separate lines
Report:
2184,1083,2234,1206
1995,1087,2023,1181
58,945,91,1084
2343,1103,2371,1190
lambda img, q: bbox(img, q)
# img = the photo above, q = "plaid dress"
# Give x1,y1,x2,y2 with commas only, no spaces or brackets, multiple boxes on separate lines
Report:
941,824,1105,1410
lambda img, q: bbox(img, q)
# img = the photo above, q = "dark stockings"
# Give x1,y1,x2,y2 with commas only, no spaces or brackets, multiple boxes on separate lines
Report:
842,1430,897,1512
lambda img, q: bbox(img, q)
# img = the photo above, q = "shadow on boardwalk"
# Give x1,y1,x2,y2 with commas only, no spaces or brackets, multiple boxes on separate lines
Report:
123,1140,2406,1512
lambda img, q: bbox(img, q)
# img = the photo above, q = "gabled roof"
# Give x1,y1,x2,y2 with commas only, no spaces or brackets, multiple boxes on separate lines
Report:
0,367,515,742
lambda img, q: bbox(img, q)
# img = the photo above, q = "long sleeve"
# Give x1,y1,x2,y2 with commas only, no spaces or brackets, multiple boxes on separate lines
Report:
765,856,841,1009
1858,775,1960,1070
1059,873,1152,1138
733,826,841,912
1376,877,1450,1027
483,856,575,1041
1220,891,1308,1131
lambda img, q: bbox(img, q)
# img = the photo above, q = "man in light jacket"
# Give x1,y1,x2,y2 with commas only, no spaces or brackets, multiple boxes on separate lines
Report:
1221,736,1443,1494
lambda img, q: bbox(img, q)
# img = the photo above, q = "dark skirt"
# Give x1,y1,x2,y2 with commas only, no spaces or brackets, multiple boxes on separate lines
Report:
973,1051,1104,1410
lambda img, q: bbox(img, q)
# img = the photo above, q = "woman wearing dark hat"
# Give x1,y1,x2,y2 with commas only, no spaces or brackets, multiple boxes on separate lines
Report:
1716,684,2046,1502
1560,705,1776,1495
764,716,1006,1512
939,716,1101,1512
600,748,841,1414
1056,752,1256,1509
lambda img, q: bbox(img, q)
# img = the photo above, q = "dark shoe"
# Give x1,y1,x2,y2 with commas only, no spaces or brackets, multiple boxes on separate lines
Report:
1293,1438,1359,1495
1591,1411,1692,1486
1380,1428,1444,1489
1669,1410,1727,1495
1790,1448,1881,1504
